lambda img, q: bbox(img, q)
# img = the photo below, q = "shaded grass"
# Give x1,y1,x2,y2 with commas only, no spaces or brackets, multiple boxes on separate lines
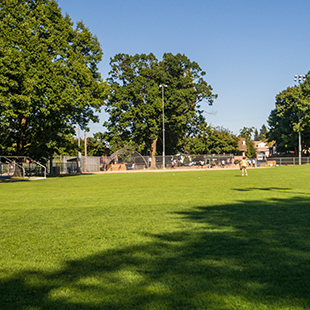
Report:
0,166,310,309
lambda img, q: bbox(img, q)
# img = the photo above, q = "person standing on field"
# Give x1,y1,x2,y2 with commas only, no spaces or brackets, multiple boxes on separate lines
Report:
241,156,248,177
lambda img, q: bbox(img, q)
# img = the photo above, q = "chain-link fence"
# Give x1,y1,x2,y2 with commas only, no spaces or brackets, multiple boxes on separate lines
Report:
153,154,236,169
105,154,237,171
267,157,310,166
50,156,101,175
3,153,309,178
48,154,310,175
104,155,310,171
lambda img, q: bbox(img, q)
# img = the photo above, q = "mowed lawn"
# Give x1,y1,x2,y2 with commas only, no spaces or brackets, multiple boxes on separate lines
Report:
1,166,310,310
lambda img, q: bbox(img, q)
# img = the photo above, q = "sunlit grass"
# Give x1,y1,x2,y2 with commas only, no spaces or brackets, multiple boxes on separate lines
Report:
1,166,310,309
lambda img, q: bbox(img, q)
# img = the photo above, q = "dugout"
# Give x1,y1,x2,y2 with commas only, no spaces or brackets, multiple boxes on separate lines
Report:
105,148,148,171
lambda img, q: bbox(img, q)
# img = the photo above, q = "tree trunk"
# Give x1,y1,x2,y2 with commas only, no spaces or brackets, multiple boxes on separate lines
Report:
151,138,157,168
16,117,26,156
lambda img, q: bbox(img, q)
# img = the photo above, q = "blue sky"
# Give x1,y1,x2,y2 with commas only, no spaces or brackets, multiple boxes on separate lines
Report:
57,0,310,137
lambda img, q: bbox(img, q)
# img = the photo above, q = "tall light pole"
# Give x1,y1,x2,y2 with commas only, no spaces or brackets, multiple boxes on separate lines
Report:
77,125,81,173
159,84,167,169
294,75,306,165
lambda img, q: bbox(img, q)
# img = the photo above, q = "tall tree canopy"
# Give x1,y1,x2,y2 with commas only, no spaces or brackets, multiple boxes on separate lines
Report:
0,0,108,159
253,128,260,141
259,125,268,141
239,126,256,158
205,127,239,155
254,125,268,141
104,53,217,155
186,124,239,155
267,74,310,154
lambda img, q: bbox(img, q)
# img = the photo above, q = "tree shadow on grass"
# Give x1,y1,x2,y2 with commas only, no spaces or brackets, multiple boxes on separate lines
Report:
1,196,310,309
232,187,292,191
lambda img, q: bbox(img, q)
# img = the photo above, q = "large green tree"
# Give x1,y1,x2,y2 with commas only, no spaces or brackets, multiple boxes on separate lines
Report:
267,75,310,154
86,132,108,156
104,53,217,156
239,126,256,158
0,0,108,160
186,124,239,155
259,124,268,141
254,125,268,141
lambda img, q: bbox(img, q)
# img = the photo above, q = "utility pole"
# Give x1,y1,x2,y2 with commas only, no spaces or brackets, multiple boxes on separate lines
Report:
84,131,87,172
294,74,306,165
159,84,167,169
77,125,81,173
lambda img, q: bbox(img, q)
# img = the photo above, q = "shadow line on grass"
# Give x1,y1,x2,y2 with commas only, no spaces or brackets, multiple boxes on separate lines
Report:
1,196,310,309
232,187,292,192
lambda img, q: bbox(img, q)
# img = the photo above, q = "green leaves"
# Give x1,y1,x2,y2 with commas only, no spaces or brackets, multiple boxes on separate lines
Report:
105,53,217,155
267,74,310,154
0,0,108,159
187,125,238,155
239,127,257,158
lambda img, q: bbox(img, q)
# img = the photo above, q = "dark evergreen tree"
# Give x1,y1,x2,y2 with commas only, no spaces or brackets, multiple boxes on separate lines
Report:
239,127,256,158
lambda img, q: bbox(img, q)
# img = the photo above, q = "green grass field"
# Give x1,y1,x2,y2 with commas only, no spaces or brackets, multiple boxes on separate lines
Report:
1,166,310,309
